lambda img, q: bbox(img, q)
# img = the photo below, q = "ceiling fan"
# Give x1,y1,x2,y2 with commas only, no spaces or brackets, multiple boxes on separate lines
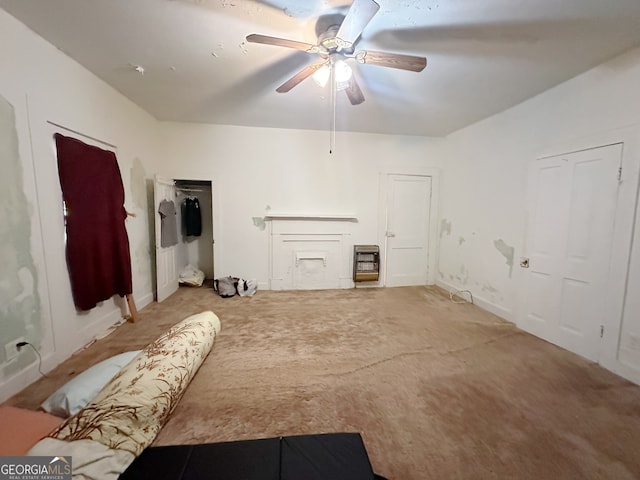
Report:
246,0,427,106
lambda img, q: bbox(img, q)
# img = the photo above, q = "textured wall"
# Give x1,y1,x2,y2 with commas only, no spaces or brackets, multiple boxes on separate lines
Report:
0,95,42,376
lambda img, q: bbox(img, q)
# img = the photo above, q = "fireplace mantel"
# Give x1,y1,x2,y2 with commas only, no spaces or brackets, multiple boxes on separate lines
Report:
268,215,355,290
264,213,357,222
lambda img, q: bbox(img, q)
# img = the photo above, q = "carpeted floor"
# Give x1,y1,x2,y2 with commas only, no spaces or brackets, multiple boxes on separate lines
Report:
7,285,640,479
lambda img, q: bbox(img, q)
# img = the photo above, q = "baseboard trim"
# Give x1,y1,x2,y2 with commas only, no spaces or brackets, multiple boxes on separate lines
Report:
136,291,154,310
600,355,640,386
80,308,125,344
339,277,355,289
435,280,513,323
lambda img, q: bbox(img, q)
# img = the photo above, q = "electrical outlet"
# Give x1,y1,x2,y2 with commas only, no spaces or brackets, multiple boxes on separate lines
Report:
4,337,25,361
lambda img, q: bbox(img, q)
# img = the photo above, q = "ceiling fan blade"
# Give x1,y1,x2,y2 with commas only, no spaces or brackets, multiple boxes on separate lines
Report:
336,0,380,49
345,76,365,105
356,50,427,72
246,34,318,53
276,60,327,93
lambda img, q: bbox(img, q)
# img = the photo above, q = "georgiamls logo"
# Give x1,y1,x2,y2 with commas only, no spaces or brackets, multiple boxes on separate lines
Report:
0,455,72,478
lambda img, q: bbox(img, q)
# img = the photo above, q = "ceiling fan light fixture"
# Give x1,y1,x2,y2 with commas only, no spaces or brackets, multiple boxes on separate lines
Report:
312,64,331,88
313,60,352,90
334,60,352,83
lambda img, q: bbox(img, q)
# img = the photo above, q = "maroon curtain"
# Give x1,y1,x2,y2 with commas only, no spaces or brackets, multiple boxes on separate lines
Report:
55,133,132,311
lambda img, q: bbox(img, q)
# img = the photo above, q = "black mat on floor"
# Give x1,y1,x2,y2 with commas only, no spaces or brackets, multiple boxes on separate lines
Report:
120,432,385,480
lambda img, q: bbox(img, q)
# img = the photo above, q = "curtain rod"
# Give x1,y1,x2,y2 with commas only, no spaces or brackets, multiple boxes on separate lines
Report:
47,120,118,149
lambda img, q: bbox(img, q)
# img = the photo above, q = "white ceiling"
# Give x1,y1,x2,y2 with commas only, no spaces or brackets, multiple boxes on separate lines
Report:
3,0,640,137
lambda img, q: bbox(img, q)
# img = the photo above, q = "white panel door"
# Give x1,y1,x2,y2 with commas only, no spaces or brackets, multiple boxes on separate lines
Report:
154,175,178,302
385,174,432,287
520,144,622,361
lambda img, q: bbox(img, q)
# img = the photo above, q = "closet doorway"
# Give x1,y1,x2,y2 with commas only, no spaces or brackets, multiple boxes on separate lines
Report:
154,176,215,302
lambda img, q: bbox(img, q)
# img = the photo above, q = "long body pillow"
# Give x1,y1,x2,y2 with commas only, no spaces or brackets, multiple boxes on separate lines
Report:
29,311,221,479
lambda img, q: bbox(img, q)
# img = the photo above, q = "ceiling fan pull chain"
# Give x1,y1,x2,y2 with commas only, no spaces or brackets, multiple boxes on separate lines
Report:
330,63,336,154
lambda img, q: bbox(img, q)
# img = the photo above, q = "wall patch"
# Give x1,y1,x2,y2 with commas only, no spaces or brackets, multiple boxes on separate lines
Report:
493,238,514,277
252,217,266,231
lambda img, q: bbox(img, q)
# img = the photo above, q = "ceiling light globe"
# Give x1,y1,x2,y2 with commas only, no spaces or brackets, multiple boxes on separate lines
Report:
334,60,352,83
312,64,331,88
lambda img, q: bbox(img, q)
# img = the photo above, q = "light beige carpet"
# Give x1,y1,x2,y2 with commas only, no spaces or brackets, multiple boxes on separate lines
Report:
7,285,640,479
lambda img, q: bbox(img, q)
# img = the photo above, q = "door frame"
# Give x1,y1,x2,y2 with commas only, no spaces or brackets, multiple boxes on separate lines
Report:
378,166,441,287
525,127,640,379
180,177,217,282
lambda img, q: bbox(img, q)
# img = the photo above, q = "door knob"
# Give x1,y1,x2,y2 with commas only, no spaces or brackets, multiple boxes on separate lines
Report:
520,257,530,268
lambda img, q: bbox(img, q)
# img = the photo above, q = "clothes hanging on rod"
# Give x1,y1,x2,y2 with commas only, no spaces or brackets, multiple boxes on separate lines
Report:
184,197,202,236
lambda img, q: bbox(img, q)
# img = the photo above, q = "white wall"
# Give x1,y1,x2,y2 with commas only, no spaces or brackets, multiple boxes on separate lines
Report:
439,45,640,383
0,9,158,401
156,123,445,287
